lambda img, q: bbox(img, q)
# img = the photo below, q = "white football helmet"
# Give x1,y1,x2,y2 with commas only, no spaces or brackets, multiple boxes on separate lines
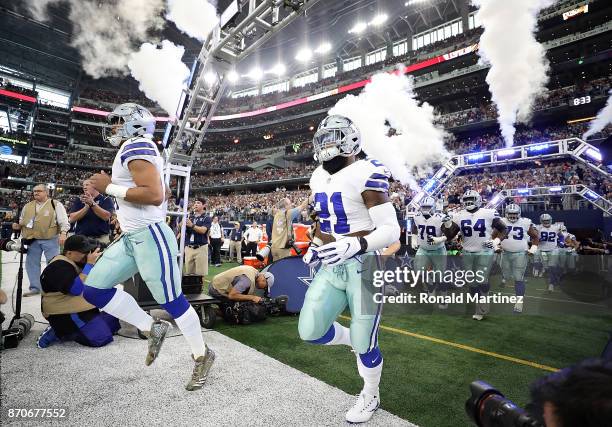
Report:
103,103,155,147
540,213,553,227
505,204,521,223
560,225,567,233
312,115,361,162
461,190,482,211
420,196,436,216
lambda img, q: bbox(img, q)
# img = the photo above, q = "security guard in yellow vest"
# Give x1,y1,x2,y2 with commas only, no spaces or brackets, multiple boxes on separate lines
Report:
209,265,274,303
271,197,308,261
37,235,120,348
13,184,70,296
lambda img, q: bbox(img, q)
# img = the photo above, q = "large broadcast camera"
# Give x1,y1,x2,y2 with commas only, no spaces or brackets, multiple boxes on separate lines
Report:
466,381,543,427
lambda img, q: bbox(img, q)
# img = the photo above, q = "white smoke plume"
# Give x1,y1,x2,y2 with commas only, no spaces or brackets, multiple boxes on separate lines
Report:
128,41,190,116
329,72,450,189
25,0,165,78
583,90,612,139
166,0,219,41
472,0,554,147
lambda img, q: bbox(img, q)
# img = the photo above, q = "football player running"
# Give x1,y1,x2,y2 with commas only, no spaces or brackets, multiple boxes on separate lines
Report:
500,204,539,313
535,213,563,292
412,196,454,308
84,103,214,391
443,190,507,320
299,115,400,423
558,225,578,273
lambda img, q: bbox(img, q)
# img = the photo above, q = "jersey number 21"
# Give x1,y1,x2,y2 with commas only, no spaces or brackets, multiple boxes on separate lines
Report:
314,192,350,234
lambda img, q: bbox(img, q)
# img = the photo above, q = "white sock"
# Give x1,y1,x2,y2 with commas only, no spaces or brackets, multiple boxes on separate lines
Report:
326,322,352,346
174,306,206,358
356,353,383,396
102,288,153,332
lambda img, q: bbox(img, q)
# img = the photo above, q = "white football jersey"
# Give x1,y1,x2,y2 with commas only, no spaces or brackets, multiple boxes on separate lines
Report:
535,223,562,251
310,158,390,239
414,212,445,250
453,208,499,252
112,137,166,232
501,217,533,252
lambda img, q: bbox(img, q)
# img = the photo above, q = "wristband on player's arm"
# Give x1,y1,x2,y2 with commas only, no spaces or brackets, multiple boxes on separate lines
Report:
105,183,129,200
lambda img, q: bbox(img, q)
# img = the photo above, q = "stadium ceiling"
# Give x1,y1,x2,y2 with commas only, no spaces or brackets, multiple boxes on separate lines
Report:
0,0,468,94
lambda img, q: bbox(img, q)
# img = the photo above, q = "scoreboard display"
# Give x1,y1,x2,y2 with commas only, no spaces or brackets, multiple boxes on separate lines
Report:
570,95,591,106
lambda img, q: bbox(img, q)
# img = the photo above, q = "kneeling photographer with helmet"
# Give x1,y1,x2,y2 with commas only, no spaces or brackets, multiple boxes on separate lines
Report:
37,235,120,348
208,266,278,325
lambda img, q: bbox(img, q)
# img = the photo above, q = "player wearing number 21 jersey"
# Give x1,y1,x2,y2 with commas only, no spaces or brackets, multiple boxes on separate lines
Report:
299,115,400,424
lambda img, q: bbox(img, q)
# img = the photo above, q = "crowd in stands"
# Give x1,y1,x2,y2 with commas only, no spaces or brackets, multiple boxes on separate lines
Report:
190,165,317,187
76,87,158,110
0,78,37,98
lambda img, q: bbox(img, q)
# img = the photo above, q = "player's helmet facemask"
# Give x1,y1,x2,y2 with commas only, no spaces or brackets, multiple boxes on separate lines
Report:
103,102,155,147
420,197,436,217
505,204,520,223
313,115,361,170
540,213,552,227
461,190,482,212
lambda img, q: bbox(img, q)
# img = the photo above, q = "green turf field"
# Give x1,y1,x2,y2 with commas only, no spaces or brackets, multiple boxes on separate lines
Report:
205,261,610,427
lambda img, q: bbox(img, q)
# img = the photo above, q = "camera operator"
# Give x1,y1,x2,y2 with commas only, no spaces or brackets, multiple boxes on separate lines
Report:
68,179,115,244
180,199,211,277
271,197,308,261
37,235,120,348
12,184,70,297
529,358,612,427
243,221,262,257
209,265,274,303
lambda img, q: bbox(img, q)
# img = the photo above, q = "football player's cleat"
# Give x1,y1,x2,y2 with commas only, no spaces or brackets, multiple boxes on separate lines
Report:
513,302,523,313
186,345,216,391
144,319,171,366
345,391,380,424
472,314,484,321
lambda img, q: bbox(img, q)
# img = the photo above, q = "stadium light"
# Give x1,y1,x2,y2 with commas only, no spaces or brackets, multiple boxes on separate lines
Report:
585,190,600,201
204,71,216,85
268,63,286,75
315,42,332,54
295,48,313,62
528,143,550,153
585,148,602,162
227,70,239,83
370,14,388,26
517,188,530,195
348,22,368,34
549,187,563,192
497,148,516,157
247,67,263,81
405,0,429,5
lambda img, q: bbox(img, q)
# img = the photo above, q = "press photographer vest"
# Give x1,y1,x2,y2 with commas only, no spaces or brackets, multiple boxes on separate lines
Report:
20,199,58,240
271,209,293,249
41,255,96,318
211,266,257,296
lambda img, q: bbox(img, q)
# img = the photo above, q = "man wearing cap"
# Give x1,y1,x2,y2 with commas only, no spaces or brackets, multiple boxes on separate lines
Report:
208,265,274,303
36,235,120,348
228,222,243,264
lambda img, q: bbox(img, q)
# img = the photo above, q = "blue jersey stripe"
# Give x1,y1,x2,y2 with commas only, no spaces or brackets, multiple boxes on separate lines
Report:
120,149,158,165
365,180,389,190
369,173,389,180
123,141,157,151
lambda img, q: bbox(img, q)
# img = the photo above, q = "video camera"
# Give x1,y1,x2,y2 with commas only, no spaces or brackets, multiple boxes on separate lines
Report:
260,295,289,316
466,381,543,427
0,238,33,254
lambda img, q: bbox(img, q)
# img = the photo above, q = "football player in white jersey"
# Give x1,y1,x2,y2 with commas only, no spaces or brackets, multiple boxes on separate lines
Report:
443,190,507,320
412,196,454,307
534,213,563,292
558,225,579,272
84,103,214,391
299,115,400,423
500,204,539,313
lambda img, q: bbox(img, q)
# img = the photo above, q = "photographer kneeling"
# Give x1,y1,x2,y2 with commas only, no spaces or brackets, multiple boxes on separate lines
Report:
37,235,120,348
208,265,274,324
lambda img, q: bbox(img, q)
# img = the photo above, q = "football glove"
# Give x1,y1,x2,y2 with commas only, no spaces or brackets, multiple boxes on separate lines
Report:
441,214,453,228
427,235,447,245
302,246,320,267
528,245,538,255
483,238,501,250
317,237,365,266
